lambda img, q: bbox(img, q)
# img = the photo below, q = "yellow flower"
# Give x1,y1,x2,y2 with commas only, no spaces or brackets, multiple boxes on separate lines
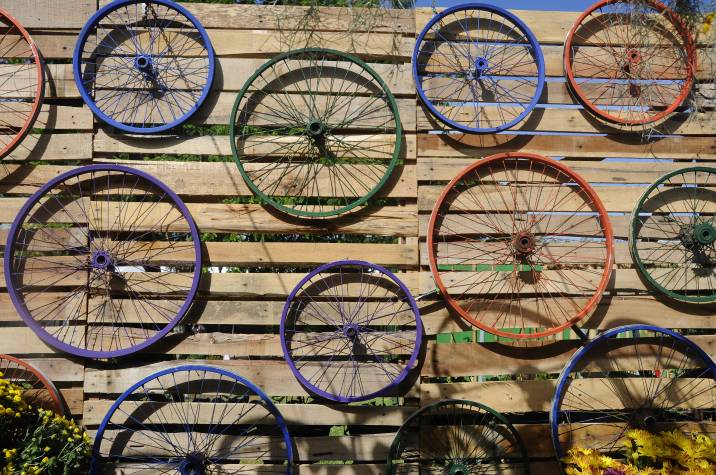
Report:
41,457,48,464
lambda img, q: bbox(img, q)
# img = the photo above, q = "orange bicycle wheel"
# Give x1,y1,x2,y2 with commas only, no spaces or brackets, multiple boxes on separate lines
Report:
427,153,614,338
0,8,44,159
0,354,65,415
564,0,694,125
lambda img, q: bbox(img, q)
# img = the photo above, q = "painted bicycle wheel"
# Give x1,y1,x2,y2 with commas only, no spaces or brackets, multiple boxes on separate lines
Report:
0,354,65,415
0,8,44,158
427,153,614,338
413,4,545,133
281,260,422,402
230,48,402,218
630,167,716,303
73,0,215,133
4,164,201,358
91,365,294,474
565,0,695,125
387,399,530,474
551,325,716,461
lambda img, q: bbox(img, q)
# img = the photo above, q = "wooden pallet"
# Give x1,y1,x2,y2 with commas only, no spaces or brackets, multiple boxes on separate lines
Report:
0,2,712,474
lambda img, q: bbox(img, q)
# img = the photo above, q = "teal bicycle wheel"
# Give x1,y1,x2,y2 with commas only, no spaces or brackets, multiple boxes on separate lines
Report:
630,167,716,303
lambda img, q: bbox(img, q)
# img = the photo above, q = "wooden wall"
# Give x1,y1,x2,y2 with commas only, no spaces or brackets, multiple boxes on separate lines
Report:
0,1,713,474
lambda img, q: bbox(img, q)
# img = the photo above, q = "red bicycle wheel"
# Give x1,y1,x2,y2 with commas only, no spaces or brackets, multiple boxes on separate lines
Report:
427,153,614,338
564,0,694,125
0,8,44,159
0,355,65,415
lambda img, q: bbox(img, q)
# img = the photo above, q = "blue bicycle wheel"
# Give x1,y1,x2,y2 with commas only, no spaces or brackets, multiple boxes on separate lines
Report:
550,325,716,462
91,365,294,474
413,3,545,133
73,0,215,133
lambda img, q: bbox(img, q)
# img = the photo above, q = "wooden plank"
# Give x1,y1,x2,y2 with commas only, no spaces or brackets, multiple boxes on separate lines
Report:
175,3,414,33
208,29,411,59
215,58,414,95
0,104,92,131
0,197,418,236
121,241,418,267
0,63,77,98
0,133,91,162
422,335,716,377
0,0,95,29
420,295,716,334
83,400,414,426
418,157,716,184
417,184,715,214
417,133,716,160
193,92,416,130
0,162,417,199
60,387,84,416
94,131,418,160
84,360,419,398
418,267,693,295
417,104,716,135
0,356,84,383
421,377,714,412
31,29,411,61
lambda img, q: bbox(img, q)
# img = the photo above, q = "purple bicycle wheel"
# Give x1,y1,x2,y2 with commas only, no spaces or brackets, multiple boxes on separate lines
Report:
4,164,201,358
280,260,423,403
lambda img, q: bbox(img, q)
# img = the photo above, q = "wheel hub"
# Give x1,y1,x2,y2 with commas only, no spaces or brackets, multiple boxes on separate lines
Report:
343,323,360,339
630,408,658,431
179,454,207,475
448,462,469,475
694,223,716,246
90,250,114,271
513,232,536,255
626,49,643,65
134,54,153,72
474,56,489,76
306,120,325,138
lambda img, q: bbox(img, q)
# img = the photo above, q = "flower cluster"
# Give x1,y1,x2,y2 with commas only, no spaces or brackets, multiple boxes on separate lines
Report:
0,374,90,474
703,12,715,34
563,429,716,475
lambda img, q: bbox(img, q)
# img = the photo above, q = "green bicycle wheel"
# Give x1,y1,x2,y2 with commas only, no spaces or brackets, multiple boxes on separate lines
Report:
230,48,402,218
630,167,716,303
387,399,530,474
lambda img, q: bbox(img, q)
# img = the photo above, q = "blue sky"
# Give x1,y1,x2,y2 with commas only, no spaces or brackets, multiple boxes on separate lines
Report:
414,0,595,10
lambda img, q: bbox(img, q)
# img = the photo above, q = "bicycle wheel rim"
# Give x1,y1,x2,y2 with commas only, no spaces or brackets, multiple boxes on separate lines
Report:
387,399,530,474
564,0,695,126
280,259,422,402
413,3,545,133
73,0,215,133
230,47,402,218
4,164,202,358
0,7,44,158
0,354,66,415
427,152,614,338
550,324,716,461
91,364,294,474
630,166,716,303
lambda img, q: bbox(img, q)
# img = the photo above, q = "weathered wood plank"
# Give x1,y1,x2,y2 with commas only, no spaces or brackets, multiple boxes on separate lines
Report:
417,133,716,160
84,360,419,397
83,400,414,426
94,131,418,160
420,295,716,334
418,105,716,135
97,1,415,34
0,0,95,29
0,161,417,199
0,133,91,161
418,157,716,184
422,335,716,377
417,184,715,213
